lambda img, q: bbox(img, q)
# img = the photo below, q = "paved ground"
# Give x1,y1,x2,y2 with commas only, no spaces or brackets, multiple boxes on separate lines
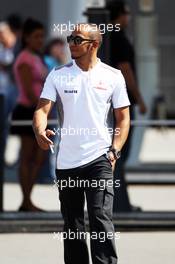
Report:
1,182,175,263
3,181,175,211
0,232,175,264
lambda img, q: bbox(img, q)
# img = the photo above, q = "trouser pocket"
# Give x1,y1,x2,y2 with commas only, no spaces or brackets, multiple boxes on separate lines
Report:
103,184,114,218
102,153,112,167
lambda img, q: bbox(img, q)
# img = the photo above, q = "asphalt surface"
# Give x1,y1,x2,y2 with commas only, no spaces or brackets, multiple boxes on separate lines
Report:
0,232,175,264
1,182,175,263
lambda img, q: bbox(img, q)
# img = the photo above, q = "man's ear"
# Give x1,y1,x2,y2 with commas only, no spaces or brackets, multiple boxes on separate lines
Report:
92,41,99,49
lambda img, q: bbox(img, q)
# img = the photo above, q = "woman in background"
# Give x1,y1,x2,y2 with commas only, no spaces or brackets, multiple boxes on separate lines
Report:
11,18,47,211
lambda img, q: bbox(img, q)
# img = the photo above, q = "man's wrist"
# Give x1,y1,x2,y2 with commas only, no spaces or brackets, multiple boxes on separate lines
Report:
108,146,121,160
34,128,45,137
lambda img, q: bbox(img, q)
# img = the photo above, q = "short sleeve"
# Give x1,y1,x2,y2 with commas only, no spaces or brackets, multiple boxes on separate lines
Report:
112,71,130,109
17,50,33,66
40,69,57,102
111,32,132,66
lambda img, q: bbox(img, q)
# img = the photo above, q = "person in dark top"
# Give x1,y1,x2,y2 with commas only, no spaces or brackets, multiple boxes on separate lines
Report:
111,29,136,105
107,1,147,212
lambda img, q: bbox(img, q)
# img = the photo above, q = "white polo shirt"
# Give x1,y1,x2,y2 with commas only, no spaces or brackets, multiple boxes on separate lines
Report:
40,59,130,169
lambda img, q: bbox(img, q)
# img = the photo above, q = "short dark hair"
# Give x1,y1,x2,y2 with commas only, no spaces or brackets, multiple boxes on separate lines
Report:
22,18,44,48
6,13,23,33
44,38,65,55
106,1,129,21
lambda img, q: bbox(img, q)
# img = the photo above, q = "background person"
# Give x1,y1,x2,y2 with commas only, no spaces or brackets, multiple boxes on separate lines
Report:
6,13,23,58
44,37,66,71
0,21,18,119
107,1,147,212
11,18,48,211
43,38,67,179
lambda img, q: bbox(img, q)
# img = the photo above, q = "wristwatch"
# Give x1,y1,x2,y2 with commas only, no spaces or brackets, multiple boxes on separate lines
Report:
108,148,121,160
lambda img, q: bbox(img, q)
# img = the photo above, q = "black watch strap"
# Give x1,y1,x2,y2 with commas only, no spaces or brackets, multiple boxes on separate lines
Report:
109,148,121,160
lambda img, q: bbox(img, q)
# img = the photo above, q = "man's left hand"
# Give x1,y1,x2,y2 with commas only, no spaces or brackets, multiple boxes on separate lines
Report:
107,151,117,172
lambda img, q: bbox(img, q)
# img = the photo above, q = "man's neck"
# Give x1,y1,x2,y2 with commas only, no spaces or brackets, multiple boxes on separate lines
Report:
75,55,98,71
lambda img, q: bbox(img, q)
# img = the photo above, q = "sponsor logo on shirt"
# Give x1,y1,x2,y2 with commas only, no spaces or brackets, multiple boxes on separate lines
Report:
93,81,107,90
64,90,78,93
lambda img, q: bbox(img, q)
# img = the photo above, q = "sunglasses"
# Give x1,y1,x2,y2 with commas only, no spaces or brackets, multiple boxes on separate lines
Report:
67,35,96,45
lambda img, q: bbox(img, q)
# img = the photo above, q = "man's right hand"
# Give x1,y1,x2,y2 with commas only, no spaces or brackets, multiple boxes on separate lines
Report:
35,129,55,150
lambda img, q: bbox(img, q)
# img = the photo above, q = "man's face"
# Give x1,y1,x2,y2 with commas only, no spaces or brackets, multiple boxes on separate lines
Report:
68,28,94,59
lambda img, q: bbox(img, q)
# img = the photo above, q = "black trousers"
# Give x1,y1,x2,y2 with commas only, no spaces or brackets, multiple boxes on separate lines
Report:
56,154,118,264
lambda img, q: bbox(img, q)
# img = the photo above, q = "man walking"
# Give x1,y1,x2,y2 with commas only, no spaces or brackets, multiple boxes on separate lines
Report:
33,23,130,264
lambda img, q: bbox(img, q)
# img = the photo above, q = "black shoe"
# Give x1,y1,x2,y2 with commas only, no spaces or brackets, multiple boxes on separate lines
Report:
131,205,142,212
18,205,29,212
18,205,45,212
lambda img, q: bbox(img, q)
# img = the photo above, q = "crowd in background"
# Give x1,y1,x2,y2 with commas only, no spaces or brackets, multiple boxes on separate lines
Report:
0,2,147,212
0,14,67,211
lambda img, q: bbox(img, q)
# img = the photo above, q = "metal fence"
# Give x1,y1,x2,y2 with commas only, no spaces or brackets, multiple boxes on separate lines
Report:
0,94,175,212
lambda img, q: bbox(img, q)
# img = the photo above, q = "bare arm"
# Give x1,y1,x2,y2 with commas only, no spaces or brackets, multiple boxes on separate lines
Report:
33,98,55,150
108,106,130,170
118,62,147,114
112,106,130,150
18,64,38,105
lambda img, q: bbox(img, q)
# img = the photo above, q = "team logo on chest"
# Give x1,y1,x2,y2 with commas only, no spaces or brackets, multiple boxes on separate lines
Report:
93,80,107,90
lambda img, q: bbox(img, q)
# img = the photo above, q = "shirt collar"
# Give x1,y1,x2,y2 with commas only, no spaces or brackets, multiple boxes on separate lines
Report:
73,58,101,73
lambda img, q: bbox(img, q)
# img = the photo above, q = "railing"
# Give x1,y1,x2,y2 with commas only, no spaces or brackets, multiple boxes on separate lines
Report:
0,94,175,212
